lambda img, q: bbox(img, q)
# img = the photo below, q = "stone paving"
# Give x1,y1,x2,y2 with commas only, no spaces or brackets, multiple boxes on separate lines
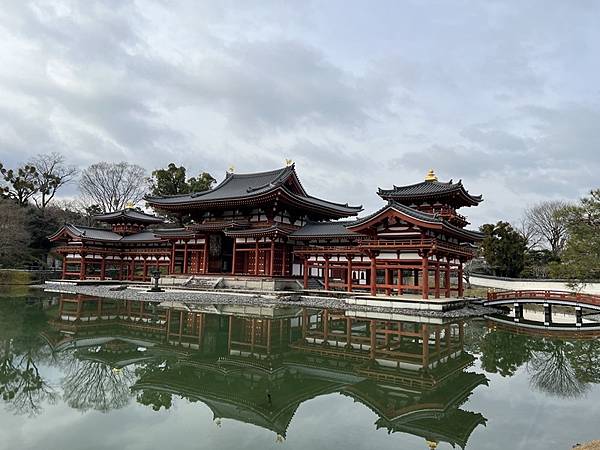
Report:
41,282,495,318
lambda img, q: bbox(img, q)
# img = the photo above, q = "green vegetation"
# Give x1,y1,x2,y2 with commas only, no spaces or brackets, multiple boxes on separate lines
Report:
551,189,600,286
479,222,527,277
151,163,215,196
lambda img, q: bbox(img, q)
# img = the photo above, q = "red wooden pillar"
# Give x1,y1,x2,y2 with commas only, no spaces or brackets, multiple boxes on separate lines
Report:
231,239,237,275
434,260,440,299
269,239,275,276
183,240,189,274
384,268,391,296
129,259,135,281
281,244,287,276
422,254,429,300
303,257,309,288
347,256,353,292
323,309,329,341
79,253,86,280
202,238,208,274
397,269,403,295
369,255,377,296
445,260,451,298
100,257,106,281
61,255,67,279
254,241,260,275
324,256,330,290
458,261,464,297
169,241,176,274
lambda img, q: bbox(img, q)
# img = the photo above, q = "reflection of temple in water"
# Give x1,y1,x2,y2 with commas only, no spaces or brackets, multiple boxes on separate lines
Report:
46,296,488,448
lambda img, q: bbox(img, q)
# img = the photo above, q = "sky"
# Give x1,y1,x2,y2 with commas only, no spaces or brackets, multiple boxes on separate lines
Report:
0,0,599,227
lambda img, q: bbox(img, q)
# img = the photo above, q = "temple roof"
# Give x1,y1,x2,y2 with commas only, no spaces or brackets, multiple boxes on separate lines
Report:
378,178,482,207
94,208,164,224
289,221,365,240
145,165,362,218
224,224,296,238
49,224,163,243
348,201,484,241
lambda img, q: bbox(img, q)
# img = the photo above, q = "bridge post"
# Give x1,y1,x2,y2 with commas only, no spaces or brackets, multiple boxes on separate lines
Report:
576,306,582,327
514,303,523,322
544,303,552,326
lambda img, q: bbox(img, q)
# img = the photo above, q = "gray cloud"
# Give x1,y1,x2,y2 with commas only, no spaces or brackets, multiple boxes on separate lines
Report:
0,0,599,226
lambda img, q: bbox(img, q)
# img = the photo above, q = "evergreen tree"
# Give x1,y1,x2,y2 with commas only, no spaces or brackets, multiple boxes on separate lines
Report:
479,221,527,277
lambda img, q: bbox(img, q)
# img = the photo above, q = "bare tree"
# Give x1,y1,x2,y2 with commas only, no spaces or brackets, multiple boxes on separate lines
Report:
523,200,570,257
515,216,542,251
29,152,78,211
79,162,150,213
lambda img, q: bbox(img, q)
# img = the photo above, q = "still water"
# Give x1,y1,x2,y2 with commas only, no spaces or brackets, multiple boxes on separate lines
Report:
1,289,600,450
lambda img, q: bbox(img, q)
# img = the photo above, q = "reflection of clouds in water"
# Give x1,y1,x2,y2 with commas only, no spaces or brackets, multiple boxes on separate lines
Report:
60,355,136,413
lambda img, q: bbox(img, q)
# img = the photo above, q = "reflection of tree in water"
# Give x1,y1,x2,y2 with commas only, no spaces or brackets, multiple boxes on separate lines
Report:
134,360,174,411
61,356,135,412
0,340,57,416
478,322,600,399
527,341,590,399
479,330,532,377
0,299,57,416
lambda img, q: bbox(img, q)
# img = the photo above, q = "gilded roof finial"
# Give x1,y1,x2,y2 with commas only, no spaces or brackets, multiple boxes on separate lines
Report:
285,158,293,167
426,440,438,449
425,169,438,182
126,201,135,209
227,165,235,173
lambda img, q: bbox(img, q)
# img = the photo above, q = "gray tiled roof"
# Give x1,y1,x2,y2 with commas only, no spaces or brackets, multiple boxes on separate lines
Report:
348,201,484,240
121,231,163,242
64,224,123,241
350,201,442,227
378,180,482,205
145,165,362,216
94,208,163,223
289,221,364,239
147,166,295,204
60,224,163,242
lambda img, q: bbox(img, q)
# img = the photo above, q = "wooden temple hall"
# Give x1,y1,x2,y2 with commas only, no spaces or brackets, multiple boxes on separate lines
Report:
49,164,483,299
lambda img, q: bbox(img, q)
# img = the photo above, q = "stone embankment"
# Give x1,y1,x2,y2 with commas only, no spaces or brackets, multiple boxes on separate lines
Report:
41,282,493,319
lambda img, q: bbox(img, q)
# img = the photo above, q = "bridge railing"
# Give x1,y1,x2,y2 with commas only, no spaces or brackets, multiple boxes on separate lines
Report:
487,289,600,306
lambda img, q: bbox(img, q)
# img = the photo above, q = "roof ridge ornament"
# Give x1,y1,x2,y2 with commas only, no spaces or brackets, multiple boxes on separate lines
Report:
425,169,438,182
285,158,293,167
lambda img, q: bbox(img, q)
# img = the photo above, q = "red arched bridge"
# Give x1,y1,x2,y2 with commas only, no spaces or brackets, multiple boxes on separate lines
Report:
485,290,600,327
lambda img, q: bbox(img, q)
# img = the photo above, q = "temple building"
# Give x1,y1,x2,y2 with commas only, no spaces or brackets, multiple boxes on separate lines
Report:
49,164,483,299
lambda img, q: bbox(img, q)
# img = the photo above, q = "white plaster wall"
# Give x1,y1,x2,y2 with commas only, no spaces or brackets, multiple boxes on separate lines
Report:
470,275,600,295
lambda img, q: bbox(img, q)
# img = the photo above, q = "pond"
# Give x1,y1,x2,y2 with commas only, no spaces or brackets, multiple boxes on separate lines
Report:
1,289,600,450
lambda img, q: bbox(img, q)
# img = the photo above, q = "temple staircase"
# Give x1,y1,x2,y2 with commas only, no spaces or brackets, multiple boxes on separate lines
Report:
183,276,224,290
306,277,324,290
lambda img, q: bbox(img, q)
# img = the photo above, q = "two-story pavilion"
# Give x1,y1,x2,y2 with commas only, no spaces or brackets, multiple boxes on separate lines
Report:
50,165,483,299
292,169,483,298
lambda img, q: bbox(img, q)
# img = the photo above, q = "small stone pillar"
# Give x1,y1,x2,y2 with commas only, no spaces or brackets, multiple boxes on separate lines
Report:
514,303,523,322
544,303,552,326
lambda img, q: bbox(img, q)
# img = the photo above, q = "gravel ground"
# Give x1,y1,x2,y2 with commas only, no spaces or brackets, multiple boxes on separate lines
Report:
39,283,496,318
574,441,600,450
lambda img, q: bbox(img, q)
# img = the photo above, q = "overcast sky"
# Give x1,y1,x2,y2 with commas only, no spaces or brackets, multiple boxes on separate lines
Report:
0,0,599,226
